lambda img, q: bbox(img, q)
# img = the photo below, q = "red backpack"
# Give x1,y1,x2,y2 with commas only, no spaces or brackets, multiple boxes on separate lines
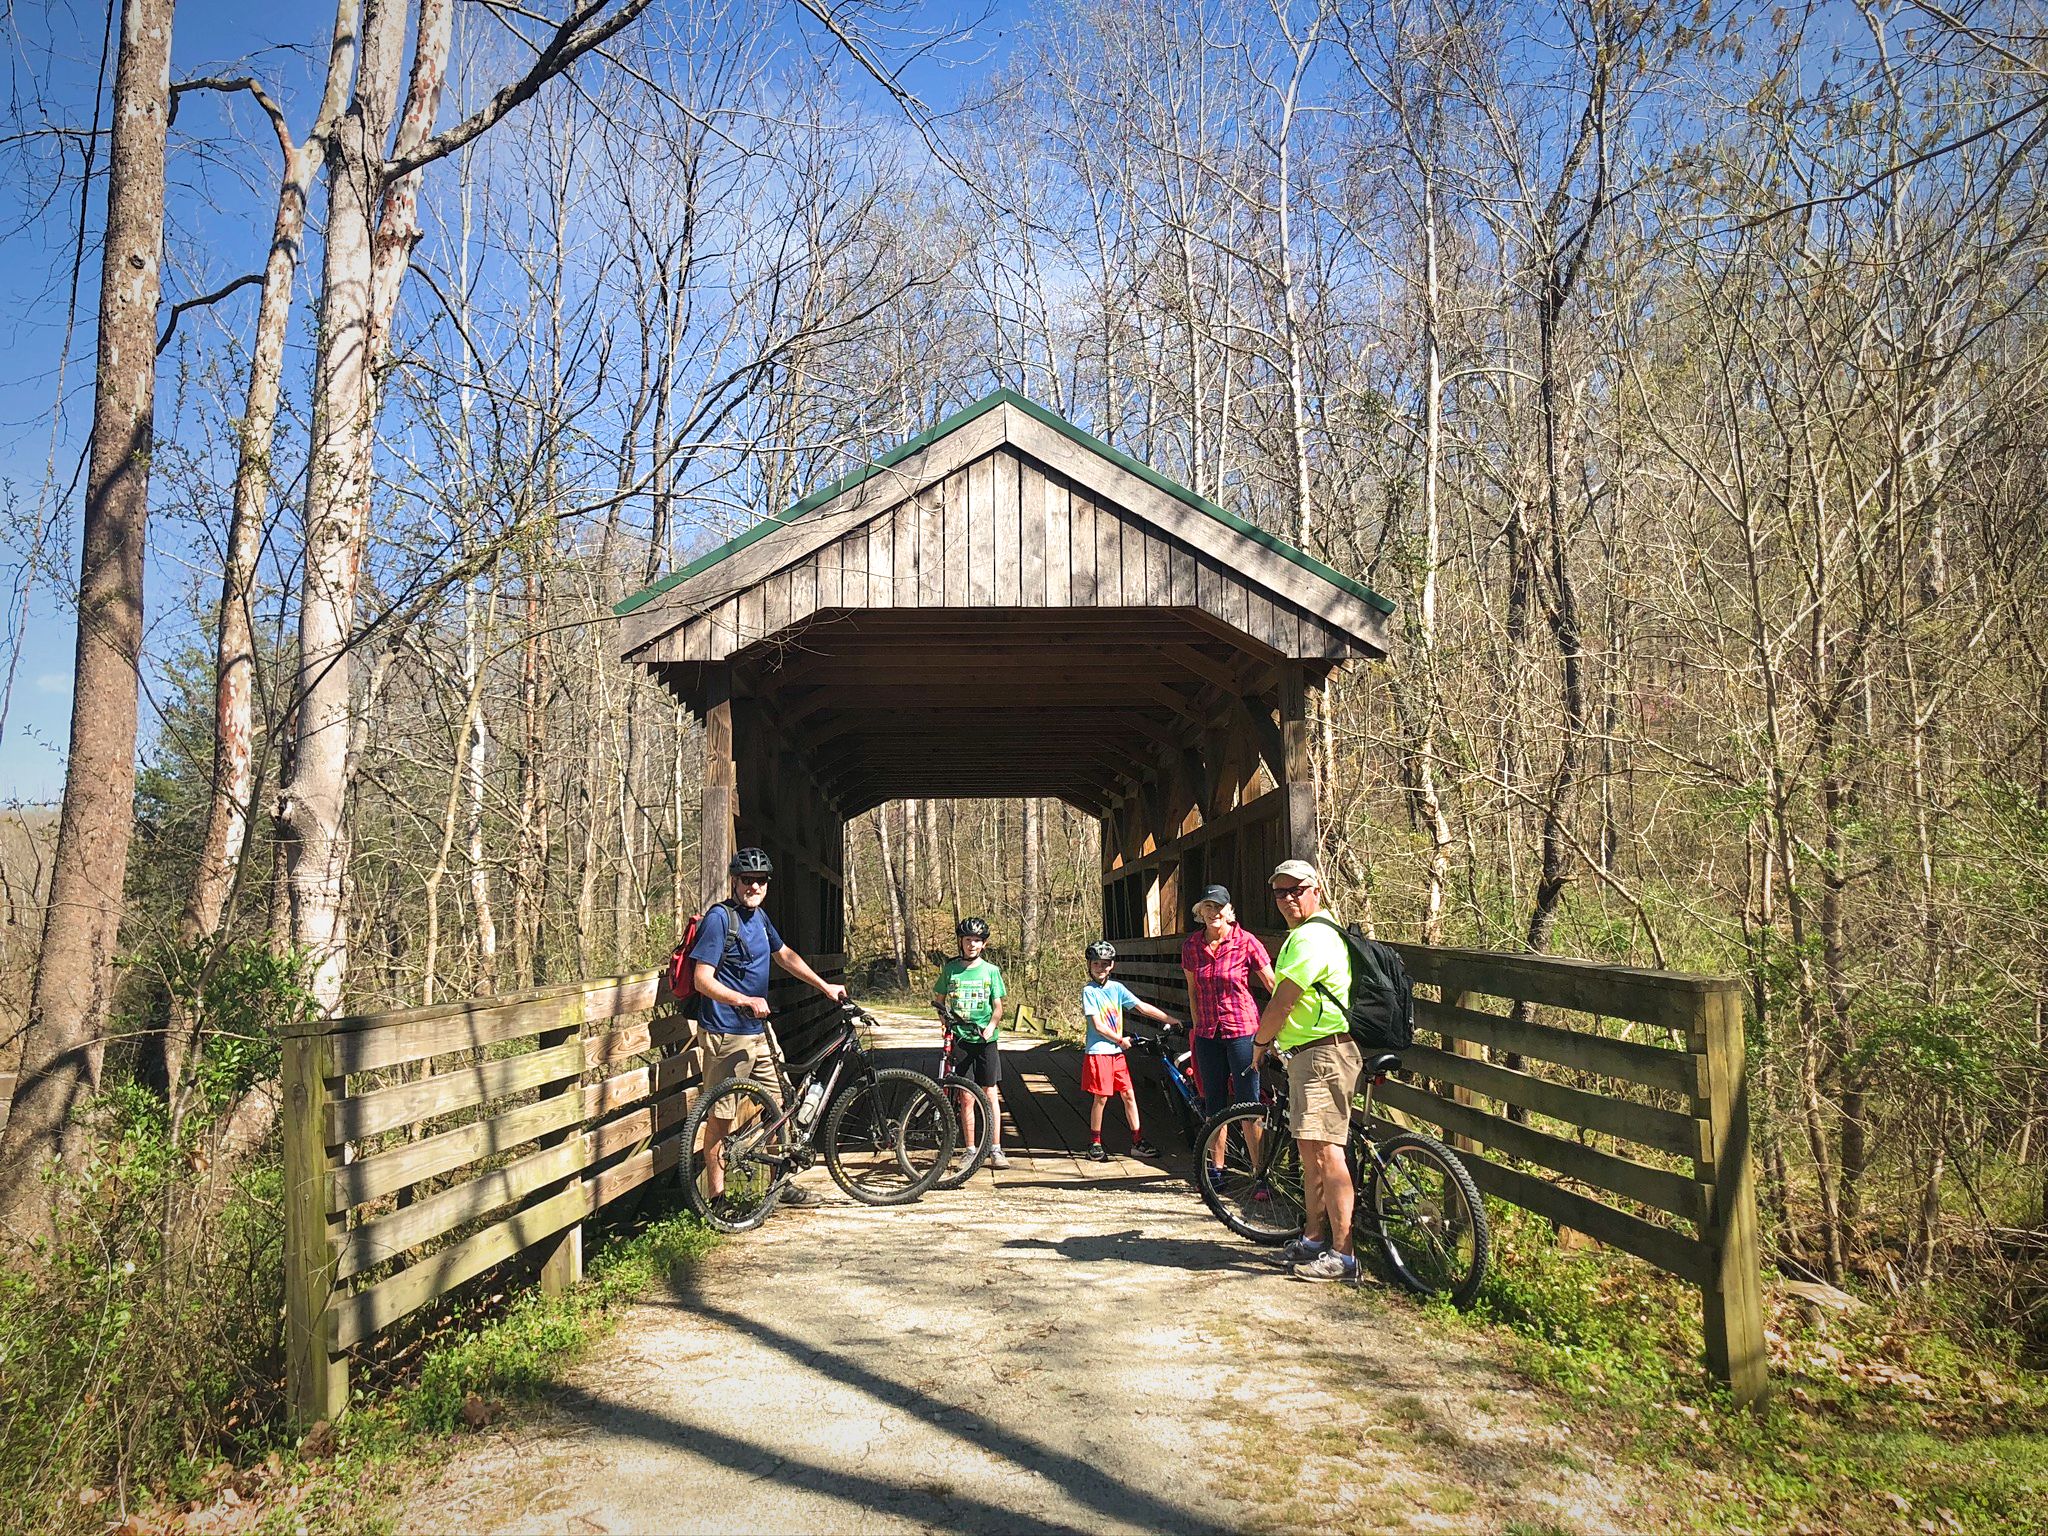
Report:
664,899,739,1008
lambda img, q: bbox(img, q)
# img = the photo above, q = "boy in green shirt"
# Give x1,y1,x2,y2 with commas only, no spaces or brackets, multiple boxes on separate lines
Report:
932,916,1010,1169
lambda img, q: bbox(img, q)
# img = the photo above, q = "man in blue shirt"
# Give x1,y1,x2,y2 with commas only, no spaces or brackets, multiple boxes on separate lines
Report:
689,847,848,1204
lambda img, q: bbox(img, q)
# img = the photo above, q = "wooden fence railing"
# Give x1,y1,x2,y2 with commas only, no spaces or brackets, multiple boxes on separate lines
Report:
282,960,843,1427
1112,934,1767,1403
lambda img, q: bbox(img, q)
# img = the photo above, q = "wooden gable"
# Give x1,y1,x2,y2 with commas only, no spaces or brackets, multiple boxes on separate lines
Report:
618,393,1391,672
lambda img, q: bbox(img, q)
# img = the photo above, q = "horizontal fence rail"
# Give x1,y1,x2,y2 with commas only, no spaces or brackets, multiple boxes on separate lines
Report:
1113,934,1766,1403
283,960,845,1427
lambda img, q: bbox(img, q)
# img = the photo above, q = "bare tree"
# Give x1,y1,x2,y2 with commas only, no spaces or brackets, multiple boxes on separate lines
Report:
1,0,176,1243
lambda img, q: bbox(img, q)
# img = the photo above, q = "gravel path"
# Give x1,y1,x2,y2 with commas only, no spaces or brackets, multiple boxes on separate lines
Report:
395,1021,1671,1535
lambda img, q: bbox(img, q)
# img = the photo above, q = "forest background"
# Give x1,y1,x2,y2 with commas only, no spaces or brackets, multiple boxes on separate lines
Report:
1,0,2046,1524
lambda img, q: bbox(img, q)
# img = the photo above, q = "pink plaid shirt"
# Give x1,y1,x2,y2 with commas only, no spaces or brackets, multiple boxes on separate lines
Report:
1180,926,1273,1039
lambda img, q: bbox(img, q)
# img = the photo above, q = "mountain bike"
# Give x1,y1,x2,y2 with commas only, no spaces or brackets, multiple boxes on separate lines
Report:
1125,1028,1205,1150
1195,1047,1490,1309
679,1001,956,1233
933,1016,997,1188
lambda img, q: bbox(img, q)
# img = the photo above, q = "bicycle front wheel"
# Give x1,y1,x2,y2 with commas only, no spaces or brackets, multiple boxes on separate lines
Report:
935,1075,996,1189
680,1078,787,1234
1363,1130,1489,1309
1196,1103,1304,1243
824,1068,956,1205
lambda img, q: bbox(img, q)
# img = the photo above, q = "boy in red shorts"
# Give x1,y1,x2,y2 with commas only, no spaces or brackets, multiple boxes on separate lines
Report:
1079,940,1183,1161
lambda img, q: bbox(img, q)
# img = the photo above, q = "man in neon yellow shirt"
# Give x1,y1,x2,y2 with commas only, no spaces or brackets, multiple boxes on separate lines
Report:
1250,858,1363,1283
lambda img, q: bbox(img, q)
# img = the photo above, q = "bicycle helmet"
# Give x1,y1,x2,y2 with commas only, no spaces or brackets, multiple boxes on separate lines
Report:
1084,940,1116,962
956,916,990,940
728,847,774,877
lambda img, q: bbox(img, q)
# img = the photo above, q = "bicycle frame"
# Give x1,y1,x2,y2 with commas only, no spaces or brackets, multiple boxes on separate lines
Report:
731,1014,867,1169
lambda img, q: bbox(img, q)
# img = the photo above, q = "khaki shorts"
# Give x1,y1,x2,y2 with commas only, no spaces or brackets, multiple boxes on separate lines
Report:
691,1029,783,1109
1287,1035,1362,1144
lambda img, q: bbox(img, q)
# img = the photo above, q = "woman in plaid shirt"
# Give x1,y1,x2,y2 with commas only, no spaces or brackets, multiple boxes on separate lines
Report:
1180,884,1278,1137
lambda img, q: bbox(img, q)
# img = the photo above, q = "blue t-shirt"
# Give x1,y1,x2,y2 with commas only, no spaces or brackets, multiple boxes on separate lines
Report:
688,901,783,1035
1082,980,1141,1055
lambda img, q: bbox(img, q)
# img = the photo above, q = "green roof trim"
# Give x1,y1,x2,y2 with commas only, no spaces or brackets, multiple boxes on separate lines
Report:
614,388,1395,618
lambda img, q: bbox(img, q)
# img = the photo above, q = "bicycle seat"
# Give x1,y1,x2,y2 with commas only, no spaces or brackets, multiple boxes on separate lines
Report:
1363,1051,1403,1078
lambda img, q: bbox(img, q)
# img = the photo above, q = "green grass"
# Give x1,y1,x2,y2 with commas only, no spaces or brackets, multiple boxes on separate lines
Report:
230,1207,719,1533
1448,1206,2048,1535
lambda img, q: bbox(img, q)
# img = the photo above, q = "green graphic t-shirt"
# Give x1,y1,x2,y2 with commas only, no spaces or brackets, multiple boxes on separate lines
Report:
933,957,1007,1040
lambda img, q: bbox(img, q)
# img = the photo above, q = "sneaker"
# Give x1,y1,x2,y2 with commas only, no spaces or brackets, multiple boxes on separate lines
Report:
1271,1235,1328,1267
989,1147,1011,1170
1087,1144,1109,1162
1130,1138,1160,1157
1289,1249,1361,1284
778,1182,824,1208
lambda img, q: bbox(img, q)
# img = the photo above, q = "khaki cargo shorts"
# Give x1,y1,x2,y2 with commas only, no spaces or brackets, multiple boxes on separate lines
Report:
690,1029,783,1109
1287,1034,1363,1144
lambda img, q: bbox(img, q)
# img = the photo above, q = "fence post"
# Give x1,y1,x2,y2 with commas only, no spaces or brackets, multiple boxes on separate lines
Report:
283,1024,347,1428
1695,981,1768,1405
538,992,588,1297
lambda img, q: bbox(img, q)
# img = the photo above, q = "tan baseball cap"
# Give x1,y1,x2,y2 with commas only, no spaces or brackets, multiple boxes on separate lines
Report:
1269,859,1320,886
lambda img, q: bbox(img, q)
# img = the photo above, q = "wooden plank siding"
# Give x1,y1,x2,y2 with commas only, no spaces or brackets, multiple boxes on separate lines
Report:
1102,934,1764,1402
285,958,847,1423
629,454,1373,685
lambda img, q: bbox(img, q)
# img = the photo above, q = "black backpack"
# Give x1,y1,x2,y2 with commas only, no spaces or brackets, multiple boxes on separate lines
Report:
1303,915,1415,1052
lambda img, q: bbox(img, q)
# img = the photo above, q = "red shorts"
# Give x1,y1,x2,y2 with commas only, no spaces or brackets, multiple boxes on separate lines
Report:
1081,1052,1132,1097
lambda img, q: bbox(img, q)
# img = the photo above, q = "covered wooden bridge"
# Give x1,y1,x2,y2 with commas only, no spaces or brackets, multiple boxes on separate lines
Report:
613,388,1391,1014
279,393,1765,1435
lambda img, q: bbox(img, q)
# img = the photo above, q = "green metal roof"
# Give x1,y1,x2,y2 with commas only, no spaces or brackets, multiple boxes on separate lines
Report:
614,388,1395,618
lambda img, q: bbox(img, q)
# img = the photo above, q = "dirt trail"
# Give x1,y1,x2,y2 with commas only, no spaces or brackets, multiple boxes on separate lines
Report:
396,1020,1668,1535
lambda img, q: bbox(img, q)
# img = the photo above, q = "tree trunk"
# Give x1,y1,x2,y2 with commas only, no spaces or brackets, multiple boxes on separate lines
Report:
898,800,921,969
165,0,356,1130
463,585,497,993
0,0,174,1243
286,0,413,1012
1021,797,1042,971
874,811,906,987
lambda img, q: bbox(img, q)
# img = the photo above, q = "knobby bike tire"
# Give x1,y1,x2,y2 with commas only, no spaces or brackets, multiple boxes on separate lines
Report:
823,1067,956,1205
1362,1129,1490,1309
935,1074,996,1189
1195,1103,1305,1243
679,1078,788,1234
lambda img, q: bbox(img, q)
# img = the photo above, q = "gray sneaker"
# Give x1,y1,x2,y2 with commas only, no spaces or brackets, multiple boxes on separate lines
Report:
778,1182,825,1208
988,1147,1011,1170
1271,1235,1327,1267
1289,1249,1361,1284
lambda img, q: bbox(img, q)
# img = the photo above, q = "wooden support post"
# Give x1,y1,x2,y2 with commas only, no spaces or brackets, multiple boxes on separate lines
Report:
537,994,587,1297
700,666,735,912
1278,665,1317,865
1446,989,1484,1155
283,1025,347,1428
1696,981,1768,1405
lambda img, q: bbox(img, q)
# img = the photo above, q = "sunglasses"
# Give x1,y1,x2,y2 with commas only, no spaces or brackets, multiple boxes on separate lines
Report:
1271,883,1314,898
737,875,770,888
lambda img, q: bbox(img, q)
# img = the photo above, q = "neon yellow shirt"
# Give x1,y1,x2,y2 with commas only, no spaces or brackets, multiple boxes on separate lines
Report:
1272,914,1351,1051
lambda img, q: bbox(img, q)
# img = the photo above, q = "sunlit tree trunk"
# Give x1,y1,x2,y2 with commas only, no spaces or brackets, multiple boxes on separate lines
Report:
0,0,174,1241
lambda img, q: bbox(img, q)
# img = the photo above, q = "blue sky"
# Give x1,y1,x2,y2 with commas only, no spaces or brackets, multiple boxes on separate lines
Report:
0,0,1009,806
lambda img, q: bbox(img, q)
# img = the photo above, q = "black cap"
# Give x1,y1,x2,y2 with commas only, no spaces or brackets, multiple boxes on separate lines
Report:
1192,884,1232,911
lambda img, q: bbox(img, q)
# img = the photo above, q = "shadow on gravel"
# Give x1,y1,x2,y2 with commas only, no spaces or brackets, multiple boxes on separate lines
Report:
543,1382,1103,1536
638,1290,1230,1535
989,1173,1185,1194
1002,1229,1270,1274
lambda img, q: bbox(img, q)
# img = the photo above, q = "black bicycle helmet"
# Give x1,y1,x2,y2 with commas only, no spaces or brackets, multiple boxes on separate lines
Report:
956,916,990,939
1084,940,1116,962
728,847,774,877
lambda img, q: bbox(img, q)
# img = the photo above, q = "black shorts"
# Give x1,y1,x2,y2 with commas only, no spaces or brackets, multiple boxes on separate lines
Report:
944,1037,1002,1088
